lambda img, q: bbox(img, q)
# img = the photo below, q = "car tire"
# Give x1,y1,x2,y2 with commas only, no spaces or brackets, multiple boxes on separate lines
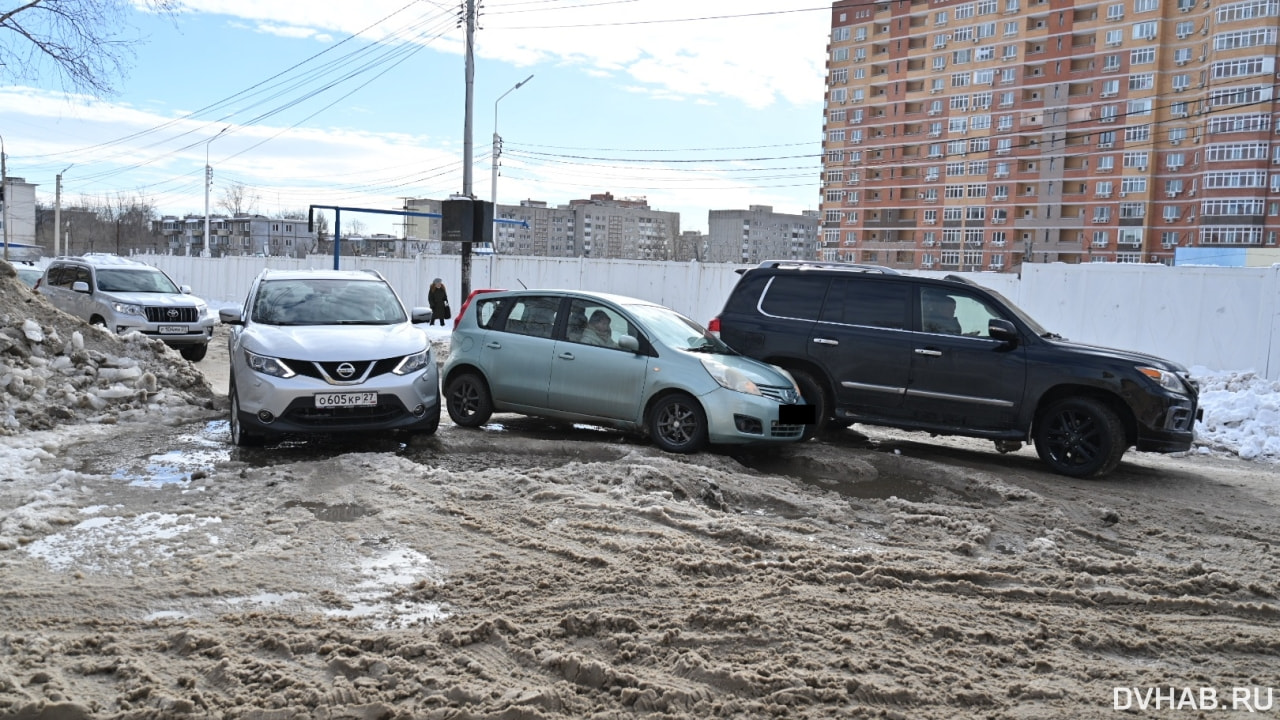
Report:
445,372,493,427
228,378,264,447
791,369,830,441
180,344,208,362
1033,397,1126,478
649,393,707,454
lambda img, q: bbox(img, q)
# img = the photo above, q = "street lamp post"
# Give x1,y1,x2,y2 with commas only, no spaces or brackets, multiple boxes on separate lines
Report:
203,126,229,257
491,74,534,253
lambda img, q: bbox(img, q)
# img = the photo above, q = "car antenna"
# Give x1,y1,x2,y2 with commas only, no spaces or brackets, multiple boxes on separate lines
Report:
517,279,528,289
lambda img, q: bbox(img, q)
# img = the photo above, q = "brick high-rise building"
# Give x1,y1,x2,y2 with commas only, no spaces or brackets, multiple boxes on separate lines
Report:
822,0,1280,272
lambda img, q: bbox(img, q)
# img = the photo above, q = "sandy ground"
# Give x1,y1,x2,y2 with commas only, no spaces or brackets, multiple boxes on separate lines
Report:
2,277,1280,719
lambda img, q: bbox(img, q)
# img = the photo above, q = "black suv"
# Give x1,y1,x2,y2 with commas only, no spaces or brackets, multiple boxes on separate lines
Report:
710,261,1201,478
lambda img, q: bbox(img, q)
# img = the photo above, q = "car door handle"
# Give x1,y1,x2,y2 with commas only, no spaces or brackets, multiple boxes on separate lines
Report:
485,341,502,349
558,352,575,360
813,337,839,346
914,348,943,357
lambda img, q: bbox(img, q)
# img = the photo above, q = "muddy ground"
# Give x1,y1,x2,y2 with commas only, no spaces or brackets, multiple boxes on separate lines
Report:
1,296,1279,719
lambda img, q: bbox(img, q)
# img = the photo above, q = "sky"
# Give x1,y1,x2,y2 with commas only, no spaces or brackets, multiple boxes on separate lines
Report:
0,1,832,237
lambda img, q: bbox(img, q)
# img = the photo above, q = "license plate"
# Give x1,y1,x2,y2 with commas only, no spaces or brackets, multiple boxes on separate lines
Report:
315,392,378,408
779,404,817,424
158,325,188,334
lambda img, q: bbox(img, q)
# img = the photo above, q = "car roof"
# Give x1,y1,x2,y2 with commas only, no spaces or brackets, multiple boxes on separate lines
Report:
478,288,664,309
256,268,386,282
747,259,901,275
53,254,154,268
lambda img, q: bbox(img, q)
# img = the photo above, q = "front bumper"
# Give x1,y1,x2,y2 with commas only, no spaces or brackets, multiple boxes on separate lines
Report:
1134,394,1200,453
234,363,441,436
700,386,808,445
114,320,215,348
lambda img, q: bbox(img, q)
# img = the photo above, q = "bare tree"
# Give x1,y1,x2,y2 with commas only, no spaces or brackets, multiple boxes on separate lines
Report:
218,182,259,217
1,0,180,97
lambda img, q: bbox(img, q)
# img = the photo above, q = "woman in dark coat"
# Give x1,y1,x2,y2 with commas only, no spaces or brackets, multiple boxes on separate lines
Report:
427,278,451,326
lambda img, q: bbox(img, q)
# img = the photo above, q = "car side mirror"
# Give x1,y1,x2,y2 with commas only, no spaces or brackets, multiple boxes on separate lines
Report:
988,318,1019,345
411,307,433,324
180,285,193,294
72,281,90,294
219,308,245,325
618,335,640,352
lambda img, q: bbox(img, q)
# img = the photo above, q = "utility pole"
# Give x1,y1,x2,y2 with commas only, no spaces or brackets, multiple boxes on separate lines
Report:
203,126,229,257
460,0,477,299
492,74,534,255
55,165,71,257
1,133,8,262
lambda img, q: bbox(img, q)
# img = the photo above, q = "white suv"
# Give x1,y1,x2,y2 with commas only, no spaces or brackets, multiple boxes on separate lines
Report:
37,254,216,361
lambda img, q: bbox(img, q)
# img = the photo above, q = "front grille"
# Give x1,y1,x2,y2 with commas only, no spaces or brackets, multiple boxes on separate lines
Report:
770,421,806,439
281,396,409,427
285,357,401,384
758,384,802,404
144,306,199,323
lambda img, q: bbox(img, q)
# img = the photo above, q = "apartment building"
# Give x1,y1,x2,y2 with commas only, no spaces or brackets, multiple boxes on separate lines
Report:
154,214,317,257
706,205,822,263
404,192,681,259
823,0,1280,272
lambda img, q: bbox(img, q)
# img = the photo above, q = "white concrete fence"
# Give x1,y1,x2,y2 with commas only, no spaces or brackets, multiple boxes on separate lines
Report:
139,253,1280,380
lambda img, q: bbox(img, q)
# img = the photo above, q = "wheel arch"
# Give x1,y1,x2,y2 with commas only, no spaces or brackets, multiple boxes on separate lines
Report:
641,388,706,436
1033,384,1138,447
442,363,490,392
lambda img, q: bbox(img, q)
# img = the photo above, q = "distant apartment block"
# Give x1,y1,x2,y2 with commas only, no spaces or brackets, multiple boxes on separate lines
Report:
154,214,317,257
707,205,822,263
403,192,681,259
823,0,1280,272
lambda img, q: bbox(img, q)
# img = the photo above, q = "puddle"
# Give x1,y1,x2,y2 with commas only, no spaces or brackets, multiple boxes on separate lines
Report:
325,543,450,629
100,421,230,486
282,501,377,522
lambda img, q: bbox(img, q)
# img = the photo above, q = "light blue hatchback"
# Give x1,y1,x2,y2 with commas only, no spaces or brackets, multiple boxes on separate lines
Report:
442,290,811,453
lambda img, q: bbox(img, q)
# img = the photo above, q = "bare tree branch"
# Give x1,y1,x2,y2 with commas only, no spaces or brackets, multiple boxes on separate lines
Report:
0,0,180,97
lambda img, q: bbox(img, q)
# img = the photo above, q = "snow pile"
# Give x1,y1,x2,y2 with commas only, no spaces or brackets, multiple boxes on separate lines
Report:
0,261,218,435
1191,367,1280,461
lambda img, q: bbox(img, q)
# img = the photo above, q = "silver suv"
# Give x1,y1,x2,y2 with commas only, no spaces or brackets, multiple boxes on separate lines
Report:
218,269,440,446
37,254,216,361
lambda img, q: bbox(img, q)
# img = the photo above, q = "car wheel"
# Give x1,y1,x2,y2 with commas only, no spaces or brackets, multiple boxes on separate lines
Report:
649,393,707,453
228,378,264,447
791,369,830,441
89,316,107,328
180,344,208,362
445,372,493,427
1033,397,1126,478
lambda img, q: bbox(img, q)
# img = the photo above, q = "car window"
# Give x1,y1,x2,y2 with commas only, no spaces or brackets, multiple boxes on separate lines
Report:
473,297,508,329
74,267,92,288
918,287,1004,338
96,268,180,294
252,278,406,326
820,278,909,329
760,275,827,321
565,299,636,350
503,297,560,339
44,265,69,287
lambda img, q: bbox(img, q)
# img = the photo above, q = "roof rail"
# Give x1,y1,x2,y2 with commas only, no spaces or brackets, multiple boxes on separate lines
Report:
754,259,901,275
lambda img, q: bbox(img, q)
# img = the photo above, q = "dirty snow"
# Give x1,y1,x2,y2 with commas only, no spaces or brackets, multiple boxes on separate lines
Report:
1,259,1279,719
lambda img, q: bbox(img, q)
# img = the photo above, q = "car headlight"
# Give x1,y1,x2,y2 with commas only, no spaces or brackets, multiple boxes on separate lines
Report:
701,357,762,396
245,349,296,379
393,349,431,375
1137,366,1185,393
112,302,144,317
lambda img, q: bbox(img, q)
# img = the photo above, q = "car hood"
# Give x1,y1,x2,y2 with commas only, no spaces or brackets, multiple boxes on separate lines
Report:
244,324,428,361
106,291,203,307
1046,337,1189,373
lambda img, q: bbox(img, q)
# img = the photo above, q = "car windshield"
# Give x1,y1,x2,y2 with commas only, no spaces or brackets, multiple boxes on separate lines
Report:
251,278,407,326
624,303,735,354
96,268,181,294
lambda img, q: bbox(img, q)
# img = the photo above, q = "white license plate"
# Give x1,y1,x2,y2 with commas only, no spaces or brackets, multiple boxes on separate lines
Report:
158,325,188,334
315,392,378,408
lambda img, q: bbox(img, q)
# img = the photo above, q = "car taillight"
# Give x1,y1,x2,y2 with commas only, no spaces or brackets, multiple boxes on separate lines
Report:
707,316,721,338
